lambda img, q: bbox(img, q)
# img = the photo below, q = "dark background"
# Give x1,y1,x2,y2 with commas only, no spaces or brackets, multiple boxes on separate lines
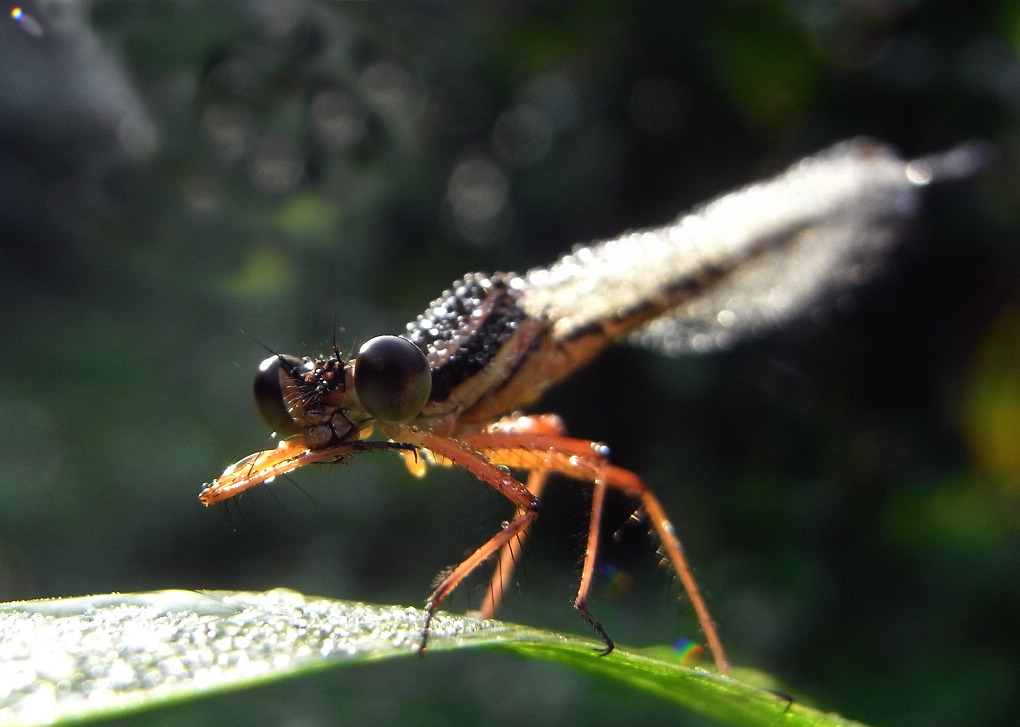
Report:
1,1,1017,726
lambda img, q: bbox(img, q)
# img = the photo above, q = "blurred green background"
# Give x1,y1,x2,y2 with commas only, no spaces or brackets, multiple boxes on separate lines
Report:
1,1,1018,725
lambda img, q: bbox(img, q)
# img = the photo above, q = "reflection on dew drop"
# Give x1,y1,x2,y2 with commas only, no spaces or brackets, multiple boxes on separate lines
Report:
360,60,413,115
250,135,303,194
446,156,510,243
492,104,553,166
203,105,253,161
310,89,367,149
716,309,737,328
446,155,510,245
10,7,44,38
447,156,508,224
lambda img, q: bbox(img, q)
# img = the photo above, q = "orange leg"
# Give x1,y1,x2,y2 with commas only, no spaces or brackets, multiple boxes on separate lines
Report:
394,429,540,655
474,467,549,619
474,415,562,620
403,415,729,675
453,422,730,675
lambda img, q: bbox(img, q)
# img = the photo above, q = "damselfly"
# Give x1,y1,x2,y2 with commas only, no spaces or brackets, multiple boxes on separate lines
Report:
201,138,982,676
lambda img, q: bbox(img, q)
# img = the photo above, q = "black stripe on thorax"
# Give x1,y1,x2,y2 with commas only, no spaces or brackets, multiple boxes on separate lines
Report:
404,273,526,403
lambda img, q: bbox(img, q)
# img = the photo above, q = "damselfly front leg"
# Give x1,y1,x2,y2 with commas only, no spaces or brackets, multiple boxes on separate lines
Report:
390,427,542,654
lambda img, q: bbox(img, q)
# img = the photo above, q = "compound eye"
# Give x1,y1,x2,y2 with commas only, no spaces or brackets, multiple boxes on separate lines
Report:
354,335,431,424
253,354,305,435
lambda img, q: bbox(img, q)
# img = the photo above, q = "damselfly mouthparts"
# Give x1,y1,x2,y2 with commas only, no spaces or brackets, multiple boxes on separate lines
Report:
201,138,983,676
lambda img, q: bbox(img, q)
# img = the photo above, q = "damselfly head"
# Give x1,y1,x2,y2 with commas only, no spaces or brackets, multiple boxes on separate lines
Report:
254,351,356,448
253,335,431,449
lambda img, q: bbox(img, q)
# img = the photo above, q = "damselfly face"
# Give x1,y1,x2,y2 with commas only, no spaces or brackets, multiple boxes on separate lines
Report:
252,336,432,450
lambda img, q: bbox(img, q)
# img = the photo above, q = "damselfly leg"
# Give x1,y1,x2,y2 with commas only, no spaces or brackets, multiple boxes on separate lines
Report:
408,413,728,672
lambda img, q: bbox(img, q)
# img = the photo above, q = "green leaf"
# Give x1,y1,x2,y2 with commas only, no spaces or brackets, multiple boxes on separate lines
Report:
0,590,869,727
